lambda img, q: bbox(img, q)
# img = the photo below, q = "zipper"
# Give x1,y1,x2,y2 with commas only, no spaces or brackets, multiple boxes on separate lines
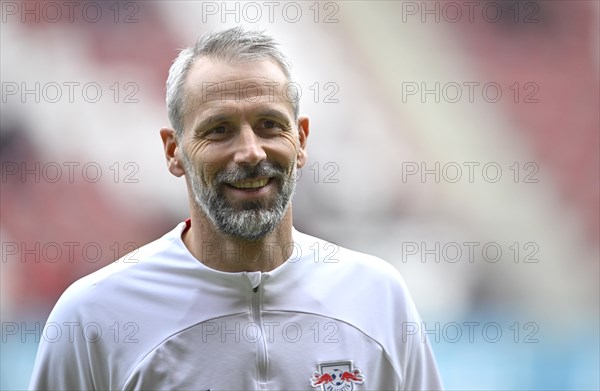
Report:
250,280,268,389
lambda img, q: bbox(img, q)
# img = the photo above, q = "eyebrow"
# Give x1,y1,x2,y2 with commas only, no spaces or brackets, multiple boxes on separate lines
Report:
196,114,230,129
255,109,291,122
190,113,233,136
193,109,292,133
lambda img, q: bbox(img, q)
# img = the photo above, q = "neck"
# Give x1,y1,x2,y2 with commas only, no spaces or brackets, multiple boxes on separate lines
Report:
182,207,294,273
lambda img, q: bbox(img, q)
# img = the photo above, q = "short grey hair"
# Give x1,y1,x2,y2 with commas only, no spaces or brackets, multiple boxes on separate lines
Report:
166,27,298,138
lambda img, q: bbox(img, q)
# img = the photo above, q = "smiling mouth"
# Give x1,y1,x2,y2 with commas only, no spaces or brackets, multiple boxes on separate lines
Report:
228,177,270,190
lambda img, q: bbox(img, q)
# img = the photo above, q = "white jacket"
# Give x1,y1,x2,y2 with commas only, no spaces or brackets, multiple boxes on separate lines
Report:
29,221,443,390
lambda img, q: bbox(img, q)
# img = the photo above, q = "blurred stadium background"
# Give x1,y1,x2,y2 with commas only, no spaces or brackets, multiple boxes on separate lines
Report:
1,1,598,390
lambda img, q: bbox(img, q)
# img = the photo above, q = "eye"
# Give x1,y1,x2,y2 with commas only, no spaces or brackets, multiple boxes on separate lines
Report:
262,120,281,130
210,125,227,134
259,119,292,134
202,124,232,140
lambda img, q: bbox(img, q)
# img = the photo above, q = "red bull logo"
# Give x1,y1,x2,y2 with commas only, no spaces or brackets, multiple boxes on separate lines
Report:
310,361,365,391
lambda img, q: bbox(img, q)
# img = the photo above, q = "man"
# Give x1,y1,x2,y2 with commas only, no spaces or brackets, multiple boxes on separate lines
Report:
29,27,443,390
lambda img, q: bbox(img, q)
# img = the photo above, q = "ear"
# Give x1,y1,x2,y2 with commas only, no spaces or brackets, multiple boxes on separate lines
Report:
296,116,309,169
160,127,185,177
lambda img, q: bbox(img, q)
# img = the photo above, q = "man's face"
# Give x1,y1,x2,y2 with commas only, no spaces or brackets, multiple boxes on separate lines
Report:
177,57,307,241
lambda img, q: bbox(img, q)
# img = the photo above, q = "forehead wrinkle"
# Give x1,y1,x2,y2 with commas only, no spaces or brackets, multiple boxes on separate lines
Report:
200,79,286,103
186,58,288,99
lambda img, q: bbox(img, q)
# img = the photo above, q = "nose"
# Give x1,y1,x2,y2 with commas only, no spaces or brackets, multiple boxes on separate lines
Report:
232,124,267,166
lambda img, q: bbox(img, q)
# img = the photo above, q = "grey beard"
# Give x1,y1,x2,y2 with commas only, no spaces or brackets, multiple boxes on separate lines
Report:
183,157,297,241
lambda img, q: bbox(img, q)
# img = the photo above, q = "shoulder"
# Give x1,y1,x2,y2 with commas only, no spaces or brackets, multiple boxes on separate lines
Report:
289,229,426,361
290,228,418,330
49,222,186,322
293,228,409,293
30,223,191,389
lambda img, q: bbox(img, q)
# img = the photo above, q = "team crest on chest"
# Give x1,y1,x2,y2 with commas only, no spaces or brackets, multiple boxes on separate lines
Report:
310,360,364,391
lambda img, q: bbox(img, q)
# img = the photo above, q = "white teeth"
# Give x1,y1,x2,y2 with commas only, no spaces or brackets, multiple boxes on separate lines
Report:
231,178,269,189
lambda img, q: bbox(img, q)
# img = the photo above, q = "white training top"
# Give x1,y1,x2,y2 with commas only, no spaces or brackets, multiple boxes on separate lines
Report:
29,221,443,391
